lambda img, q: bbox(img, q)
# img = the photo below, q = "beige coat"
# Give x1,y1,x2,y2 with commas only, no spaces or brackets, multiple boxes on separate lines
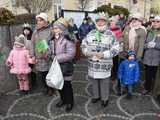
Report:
119,26,146,59
30,25,53,72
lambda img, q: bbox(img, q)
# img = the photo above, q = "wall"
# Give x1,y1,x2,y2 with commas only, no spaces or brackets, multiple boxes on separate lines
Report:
0,24,30,93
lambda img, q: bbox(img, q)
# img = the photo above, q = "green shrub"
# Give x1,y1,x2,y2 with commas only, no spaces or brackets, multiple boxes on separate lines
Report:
0,8,15,24
95,4,129,17
13,13,36,24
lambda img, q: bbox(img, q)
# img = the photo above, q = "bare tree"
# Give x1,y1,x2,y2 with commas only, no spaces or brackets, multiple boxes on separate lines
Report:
76,0,92,11
15,0,53,14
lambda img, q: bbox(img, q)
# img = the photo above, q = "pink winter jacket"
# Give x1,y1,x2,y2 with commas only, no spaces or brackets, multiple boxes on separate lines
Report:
6,47,31,74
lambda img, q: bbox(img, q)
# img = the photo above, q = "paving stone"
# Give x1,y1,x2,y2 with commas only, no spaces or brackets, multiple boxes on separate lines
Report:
0,59,159,120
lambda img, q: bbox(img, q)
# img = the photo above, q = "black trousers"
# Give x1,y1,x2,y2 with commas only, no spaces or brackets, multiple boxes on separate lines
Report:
117,58,124,93
28,64,36,89
59,81,74,105
111,55,119,80
28,71,36,89
36,71,49,90
144,65,158,92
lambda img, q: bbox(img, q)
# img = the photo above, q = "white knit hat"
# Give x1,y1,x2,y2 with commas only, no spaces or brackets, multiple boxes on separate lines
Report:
96,12,108,22
36,12,48,22
153,15,160,21
130,12,143,21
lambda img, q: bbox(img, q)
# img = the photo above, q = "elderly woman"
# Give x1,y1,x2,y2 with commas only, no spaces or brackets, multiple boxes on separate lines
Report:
49,18,76,112
30,13,54,96
118,13,147,95
120,13,147,60
109,16,122,81
143,16,160,95
81,13,120,107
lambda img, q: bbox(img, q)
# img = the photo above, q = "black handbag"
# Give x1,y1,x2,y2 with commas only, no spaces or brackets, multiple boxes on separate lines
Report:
60,61,74,76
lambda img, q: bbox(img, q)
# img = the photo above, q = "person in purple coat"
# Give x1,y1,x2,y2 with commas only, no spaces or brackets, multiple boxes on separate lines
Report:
118,50,140,99
49,18,76,112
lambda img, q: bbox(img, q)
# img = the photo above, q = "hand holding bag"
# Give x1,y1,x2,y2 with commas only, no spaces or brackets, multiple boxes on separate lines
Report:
46,57,64,90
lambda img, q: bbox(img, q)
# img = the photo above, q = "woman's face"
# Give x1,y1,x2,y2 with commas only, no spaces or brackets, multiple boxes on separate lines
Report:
51,27,62,34
109,21,116,28
130,18,142,27
51,26,63,39
152,20,160,29
36,17,47,29
96,19,107,31
23,29,30,35
83,20,87,24
96,19,106,27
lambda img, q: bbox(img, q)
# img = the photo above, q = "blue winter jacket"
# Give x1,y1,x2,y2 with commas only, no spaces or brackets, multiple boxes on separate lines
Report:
118,59,140,85
79,23,91,41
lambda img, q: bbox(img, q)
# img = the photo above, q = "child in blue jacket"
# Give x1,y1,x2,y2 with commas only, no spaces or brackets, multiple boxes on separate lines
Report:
118,50,140,99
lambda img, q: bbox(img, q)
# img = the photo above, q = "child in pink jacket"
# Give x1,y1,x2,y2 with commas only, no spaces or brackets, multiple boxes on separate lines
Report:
6,34,32,95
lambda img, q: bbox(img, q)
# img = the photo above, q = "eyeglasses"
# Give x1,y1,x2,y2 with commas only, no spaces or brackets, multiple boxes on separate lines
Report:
152,21,160,23
132,18,139,21
131,18,142,22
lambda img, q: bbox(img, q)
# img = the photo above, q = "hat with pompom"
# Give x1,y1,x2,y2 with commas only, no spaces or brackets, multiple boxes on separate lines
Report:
52,17,69,32
14,34,26,46
128,50,136,56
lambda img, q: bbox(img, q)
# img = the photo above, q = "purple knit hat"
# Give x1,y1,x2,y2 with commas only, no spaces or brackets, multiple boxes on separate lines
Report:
53,21,67,32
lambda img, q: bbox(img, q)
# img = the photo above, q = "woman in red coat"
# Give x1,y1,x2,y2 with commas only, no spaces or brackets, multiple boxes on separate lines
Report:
109,16,122,81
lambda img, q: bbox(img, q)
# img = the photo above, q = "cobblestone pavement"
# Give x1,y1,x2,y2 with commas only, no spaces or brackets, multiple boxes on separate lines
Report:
0,59,160,120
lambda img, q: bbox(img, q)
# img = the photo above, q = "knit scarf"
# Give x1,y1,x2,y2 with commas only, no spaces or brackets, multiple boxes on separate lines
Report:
95,30,102,42
148,28,160,39
128,23,146,50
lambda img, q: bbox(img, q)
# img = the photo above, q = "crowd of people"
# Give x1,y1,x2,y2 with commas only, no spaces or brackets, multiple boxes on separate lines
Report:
5,11,160,112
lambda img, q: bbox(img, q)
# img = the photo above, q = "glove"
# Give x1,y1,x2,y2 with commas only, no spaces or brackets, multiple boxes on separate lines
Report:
147,41,156,48
29,57,37,64
6,61,12,67
95,52,104,59
86,52,97,58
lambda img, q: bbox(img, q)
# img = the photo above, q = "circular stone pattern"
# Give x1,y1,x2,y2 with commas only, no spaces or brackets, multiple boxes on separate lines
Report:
3,113,48,120
90,114,129,120
132,113,160,120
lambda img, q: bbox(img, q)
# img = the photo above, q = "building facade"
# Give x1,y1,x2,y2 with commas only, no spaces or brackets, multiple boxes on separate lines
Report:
0,0,155,21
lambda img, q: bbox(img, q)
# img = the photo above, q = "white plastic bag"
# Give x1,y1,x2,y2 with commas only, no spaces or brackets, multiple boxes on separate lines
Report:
46,57,64,90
